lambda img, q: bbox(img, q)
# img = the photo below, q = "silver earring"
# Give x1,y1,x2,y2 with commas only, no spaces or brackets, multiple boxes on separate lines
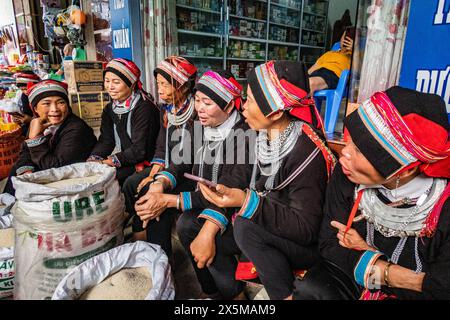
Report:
393,175,400,199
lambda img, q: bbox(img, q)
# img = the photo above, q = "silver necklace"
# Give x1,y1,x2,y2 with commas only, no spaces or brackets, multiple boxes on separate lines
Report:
358,178,446,237
167,97,195,126
251,120,302,190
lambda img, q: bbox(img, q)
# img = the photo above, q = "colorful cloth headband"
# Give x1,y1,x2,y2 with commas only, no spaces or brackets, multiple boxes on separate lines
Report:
27,80,69,110
355,92,450,179
105,58,153,101
195,70,243,110
154,56,197,88
247,60,323,129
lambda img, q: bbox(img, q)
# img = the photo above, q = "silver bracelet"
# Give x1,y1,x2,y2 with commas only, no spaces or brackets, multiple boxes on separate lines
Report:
176,195,181,210
151,179,164,189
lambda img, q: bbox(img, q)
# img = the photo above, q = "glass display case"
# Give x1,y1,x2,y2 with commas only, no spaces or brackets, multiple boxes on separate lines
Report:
90,0,112,62
175,0,329,82
300,0,328,68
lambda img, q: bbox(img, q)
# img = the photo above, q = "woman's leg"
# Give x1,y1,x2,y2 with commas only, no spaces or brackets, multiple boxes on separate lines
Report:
122,167,152,241
293,259,361,300
206,221,244,299
145,207,177,260
115,166,137,187
233,216,319,300
176,211,219,296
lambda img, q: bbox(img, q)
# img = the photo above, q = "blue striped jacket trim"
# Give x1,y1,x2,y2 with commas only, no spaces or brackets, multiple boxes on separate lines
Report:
354,250,384,287
16,166,34,175
158,171,177,189
150,158,166,166
238,190,260,220
181,192,192,211
26,135,49,148
199,209,228,231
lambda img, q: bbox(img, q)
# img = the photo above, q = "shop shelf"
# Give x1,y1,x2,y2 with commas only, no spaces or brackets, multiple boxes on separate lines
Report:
269,20,300,29
178,29,222,38
229,35,267,43
176,4,221,15
229,14,266,23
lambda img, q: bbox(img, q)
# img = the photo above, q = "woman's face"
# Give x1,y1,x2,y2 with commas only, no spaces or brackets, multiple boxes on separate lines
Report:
35,96,69,125
104,72,132,101
241,86,272,131
339,135,386,185
156,74,176,103
194,91,229,127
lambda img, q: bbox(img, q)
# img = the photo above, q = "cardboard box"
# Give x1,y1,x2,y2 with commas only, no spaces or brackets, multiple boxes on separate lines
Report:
64,61,104,92
69,91,110,128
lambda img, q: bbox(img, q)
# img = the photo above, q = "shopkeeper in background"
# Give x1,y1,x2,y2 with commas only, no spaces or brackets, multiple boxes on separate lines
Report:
55,43,74,79
87,58,160,186
308,27,355,95
9,83,34,136
4,80,97,195
122,56,198,243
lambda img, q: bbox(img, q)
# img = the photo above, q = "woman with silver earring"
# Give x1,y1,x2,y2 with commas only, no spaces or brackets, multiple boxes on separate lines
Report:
294,87,450,300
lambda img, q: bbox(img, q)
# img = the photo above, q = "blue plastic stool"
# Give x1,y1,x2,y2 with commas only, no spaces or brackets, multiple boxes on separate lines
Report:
313,69,350,134
331,42,341,51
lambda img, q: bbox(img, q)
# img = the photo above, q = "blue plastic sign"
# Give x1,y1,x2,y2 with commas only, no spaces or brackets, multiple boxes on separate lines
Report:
399,0,450,120
110,0,132,60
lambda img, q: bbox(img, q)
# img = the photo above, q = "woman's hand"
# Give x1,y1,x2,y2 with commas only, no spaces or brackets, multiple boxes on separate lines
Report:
190,221,220,269
135,192,173,228
136,164,163,193
331,221,374,251
11,113,32,126
102,158,114,167
18,170,33,176
198,183,247,208
342,36,354,52
28,117,51,139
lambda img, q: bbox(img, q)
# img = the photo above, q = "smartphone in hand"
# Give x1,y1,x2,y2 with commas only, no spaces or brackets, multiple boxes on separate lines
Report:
8,112,24,118
184,173,218,189
345,26,356,40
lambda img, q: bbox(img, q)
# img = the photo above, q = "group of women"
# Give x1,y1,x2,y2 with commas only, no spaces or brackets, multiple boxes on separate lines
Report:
6,53,450,300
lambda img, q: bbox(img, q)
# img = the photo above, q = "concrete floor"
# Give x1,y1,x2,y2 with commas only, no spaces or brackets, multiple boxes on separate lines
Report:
123,221,266,300
2,102,346,301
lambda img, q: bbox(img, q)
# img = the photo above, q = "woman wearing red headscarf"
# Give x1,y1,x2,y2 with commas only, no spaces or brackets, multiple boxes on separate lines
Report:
4,80,97,195
135,70,252,299
199,61,336,300
294,86,450,300
121,56,198,247
87,58,160,186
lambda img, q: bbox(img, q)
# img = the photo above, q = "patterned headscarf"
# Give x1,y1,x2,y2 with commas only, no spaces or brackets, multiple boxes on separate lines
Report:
345,86,450,236
104,58,153,101
247,60,323,130
195,70,243,110
154,56,197,89
27,80,69,114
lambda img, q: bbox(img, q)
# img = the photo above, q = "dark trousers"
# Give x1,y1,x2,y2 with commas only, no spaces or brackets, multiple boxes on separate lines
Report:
116,165,137,187
122,167,174,257
293,259,361,300
4,175,15,196
233,216,320,300
122,168,195,259
176,210,244,299
122,167,152,233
